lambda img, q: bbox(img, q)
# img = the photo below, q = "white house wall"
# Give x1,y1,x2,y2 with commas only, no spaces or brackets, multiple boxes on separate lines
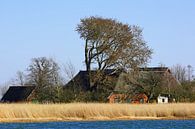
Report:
157,96,168,104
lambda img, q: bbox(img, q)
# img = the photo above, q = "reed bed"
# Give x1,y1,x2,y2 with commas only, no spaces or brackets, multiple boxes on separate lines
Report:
0,103,194,122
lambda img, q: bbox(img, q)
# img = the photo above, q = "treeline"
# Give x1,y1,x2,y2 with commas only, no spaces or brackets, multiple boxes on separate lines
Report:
1,59,195,103
171,64,195,102
0,57,119,103
0,16,194,103
0,57,73,103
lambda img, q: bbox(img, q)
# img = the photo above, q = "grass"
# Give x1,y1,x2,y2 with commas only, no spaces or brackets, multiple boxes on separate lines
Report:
0,103,194,122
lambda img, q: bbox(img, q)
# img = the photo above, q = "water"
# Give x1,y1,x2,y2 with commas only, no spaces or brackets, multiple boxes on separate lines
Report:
0,120,195,129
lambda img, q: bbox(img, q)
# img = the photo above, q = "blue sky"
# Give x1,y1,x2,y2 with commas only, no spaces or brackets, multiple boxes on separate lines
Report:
0,0,195,84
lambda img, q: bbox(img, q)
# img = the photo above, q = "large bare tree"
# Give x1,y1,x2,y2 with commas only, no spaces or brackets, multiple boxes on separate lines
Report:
27,57,61,87
171,64,187,83
15,71,26,86
63,61,76,83
76,16,152,72
27,57,62,101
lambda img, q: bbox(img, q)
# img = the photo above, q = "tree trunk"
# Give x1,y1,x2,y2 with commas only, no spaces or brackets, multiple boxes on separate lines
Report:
85,39,92,89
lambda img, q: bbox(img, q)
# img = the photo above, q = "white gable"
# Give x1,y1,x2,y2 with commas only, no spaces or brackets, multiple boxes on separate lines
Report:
157,96,168,104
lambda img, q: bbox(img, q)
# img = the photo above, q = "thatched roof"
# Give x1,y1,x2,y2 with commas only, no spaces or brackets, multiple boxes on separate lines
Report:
1,86,35,102
139,67,170,73
65,67,177,93
64,69,121,91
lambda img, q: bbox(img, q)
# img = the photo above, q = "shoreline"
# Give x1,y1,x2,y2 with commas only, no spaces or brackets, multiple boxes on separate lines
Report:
0,116,195,123
0,103,195,123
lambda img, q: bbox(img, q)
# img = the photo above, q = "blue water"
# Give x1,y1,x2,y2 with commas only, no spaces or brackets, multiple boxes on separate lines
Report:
0,120,194,129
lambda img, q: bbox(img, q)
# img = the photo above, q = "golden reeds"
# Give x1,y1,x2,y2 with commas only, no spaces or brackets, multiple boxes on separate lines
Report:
0,103,194,122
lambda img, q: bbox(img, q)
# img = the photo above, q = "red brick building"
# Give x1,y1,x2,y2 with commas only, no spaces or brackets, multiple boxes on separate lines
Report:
108,92,148,104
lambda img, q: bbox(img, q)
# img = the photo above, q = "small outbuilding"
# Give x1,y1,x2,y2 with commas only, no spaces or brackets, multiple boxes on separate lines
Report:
157,94,170,104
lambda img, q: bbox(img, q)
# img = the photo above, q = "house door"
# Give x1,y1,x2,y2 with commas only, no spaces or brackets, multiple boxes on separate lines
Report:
162,98,165,103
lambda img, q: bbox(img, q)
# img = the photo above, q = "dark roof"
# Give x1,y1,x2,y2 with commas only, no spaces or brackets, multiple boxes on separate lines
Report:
139,67,170,72
64,69,121,91
82,69,119,75
158,93,172,98
65,67,175,92
1,86,35,102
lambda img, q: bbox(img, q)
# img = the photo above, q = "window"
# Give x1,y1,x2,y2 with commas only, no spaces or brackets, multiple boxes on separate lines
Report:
114,98,119,103
140,99,144,103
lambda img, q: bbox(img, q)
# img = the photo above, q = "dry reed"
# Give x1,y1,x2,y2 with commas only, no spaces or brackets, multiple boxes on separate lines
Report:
0,103,194,122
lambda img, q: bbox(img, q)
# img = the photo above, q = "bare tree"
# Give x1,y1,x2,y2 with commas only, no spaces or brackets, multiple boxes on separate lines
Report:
27,57,63,101
158,62,166,67
171,64,187,83
187,65,193,82
27,57,61,86
15,71,26,86
63,61,76,83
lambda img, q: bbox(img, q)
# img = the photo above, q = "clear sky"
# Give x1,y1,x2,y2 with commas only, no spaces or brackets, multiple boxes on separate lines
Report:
0,0,195,84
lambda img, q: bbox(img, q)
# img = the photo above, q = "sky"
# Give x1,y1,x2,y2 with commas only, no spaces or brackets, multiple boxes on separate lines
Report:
0,0,195,84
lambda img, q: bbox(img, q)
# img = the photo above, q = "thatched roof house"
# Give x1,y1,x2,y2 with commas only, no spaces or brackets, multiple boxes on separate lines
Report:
64,69,121,91
65,67,180,103
1,86,35,102
108,67,180,103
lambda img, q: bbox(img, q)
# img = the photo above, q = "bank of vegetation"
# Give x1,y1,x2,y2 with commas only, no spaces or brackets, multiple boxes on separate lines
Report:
0,103,194,122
